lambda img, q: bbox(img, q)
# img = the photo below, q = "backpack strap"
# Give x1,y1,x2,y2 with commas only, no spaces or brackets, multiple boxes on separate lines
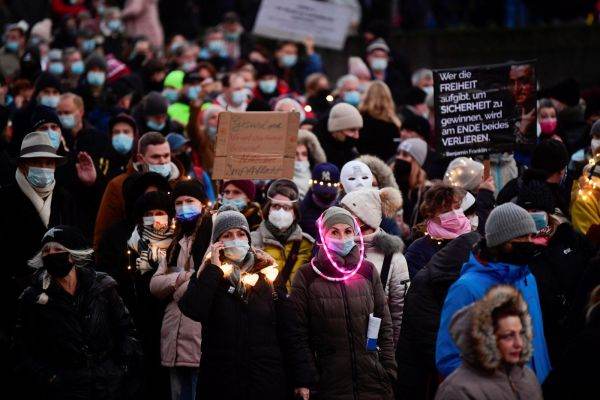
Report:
380,252,393,291
275,240,302,289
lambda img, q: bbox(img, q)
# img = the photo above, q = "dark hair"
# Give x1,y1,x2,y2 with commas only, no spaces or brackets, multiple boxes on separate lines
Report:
262,185,301,221
138,131,167,155
419,184,463,220
492,301,522,332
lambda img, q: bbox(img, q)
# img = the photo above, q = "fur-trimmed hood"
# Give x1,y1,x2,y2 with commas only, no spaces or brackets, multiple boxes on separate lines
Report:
449,285,533,372
358,154,399,189
298,129,327,165
364,229,405,255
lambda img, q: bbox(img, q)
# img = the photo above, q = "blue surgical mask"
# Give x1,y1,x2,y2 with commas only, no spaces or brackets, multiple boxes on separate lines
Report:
279,54,297,68
221,197,247,211
370,57,388,71
231,89,246,105
87,71,105,86
27,167,55,188
176,203,202,221
82,39,96,53
222,239,250,262
529,211,549,231
46,129,61,149
170,42,184,53
259,79,277,94
207,40,225,53
39,95,60,108
112,133,133,155
59,114,76,130
148,163,171,178
163,89,179,104
225,31,240,42
186,85,201,100
207,125,217,140
326,237,356,257
70,60,84,75
147,118,165,131
5,40,19,53
182,61,196,72
343,90,361,106
107,19,122,32
48,62,64,75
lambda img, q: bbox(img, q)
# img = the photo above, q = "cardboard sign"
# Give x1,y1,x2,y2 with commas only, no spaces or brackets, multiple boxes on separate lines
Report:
212,111,299,180
252,0,353,50
434,61,536,157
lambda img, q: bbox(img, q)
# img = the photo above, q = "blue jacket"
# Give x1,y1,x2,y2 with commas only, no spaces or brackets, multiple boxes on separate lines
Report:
435,253,552,383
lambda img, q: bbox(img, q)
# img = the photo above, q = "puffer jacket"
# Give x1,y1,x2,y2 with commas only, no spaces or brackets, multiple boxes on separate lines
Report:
435,286,542,400
149,236,202,368
14,266,142,400
250,221,314,290
362,229,409,345
178,248,288,400
287,246,397,400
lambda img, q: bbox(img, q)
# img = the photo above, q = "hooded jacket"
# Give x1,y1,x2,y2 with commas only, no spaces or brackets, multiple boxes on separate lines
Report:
287,246,397,400
362,229,409,345
178,248,288,400
396,231,480,399
436,252,551,383
434,286,543,400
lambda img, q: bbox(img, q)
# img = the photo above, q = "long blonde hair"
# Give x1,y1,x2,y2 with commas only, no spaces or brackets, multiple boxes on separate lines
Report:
359,81,401,128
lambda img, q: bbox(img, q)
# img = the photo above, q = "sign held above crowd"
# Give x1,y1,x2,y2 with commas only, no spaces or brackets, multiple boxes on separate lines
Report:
252,0,353,50
213,111,300,180
434,61,537,158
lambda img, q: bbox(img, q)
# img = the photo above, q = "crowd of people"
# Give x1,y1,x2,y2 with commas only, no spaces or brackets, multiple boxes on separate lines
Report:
1,2,600,400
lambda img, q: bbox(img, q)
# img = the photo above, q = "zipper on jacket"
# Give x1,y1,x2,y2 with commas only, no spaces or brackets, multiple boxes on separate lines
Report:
340,282,359,400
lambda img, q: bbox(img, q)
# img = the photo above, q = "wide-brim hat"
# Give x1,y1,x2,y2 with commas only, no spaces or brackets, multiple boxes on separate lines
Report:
18,131,66,164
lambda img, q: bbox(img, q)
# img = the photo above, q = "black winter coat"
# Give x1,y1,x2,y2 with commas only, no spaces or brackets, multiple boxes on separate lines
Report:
357,114,400,161
528,222,596,364
14,266,142,400
178,250,288,400
396,232,480,400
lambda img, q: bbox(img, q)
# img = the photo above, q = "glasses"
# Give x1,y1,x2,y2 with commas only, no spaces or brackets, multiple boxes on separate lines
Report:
271,203,293,212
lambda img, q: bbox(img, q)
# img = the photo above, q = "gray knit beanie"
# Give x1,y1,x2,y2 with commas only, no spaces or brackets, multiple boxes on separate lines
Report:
591,119,600,137
485,203,537,247
321,206,355,231
398,138,428,167
328,103,363,132
212,206,251,243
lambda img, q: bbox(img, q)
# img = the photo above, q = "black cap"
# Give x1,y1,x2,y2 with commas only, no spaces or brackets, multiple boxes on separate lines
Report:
531,139,569,176
134,190,174,222
517,179,555,214
401,114,430,140
34,72,62,94
144,91,168,116
31,105,61,130
41,225,88,250
109,113,138,136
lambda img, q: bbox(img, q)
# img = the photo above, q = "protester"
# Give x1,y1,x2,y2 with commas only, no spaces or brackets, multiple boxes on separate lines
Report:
178,206,288,399
250,179,314,290
294,129,327,199
14,225,142,400
100,112,139,181
288,206,397,400
340,159,374,194
218,179,263,231
340,187,408,344
436,203,552,383
318,102,363,167
299,162,341,238
434,285,543,400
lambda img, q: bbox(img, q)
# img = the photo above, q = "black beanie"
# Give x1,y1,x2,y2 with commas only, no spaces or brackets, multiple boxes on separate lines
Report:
34,72,63,94
531,139,569,176
171,179,207,202
85,53,108,71
109,113,138,136
144,91,168,116
41,225,88,250
123,172,170,223
31,105,61,130
404,86,427,106
134,190,174,223
517,179,555,214
546,78,580,107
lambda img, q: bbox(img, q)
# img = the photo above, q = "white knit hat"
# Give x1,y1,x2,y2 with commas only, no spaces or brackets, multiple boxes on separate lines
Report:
444,157,484,191
340,187,403,229
398,138,428,166
328,103,363,132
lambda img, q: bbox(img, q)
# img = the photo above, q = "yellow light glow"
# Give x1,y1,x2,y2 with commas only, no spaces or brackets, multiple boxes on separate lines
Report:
260,265,279,282
326,95,334,102
220,263,233,277
241,273,259,287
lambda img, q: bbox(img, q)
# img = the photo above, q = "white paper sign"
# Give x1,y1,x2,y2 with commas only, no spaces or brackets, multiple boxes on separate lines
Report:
252,0,353,50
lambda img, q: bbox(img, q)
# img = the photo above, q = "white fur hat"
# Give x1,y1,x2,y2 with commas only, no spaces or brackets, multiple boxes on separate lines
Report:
340,187,403,229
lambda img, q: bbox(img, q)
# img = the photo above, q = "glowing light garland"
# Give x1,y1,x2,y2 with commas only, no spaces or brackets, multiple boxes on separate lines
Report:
311,214,365,282
577,156,600,202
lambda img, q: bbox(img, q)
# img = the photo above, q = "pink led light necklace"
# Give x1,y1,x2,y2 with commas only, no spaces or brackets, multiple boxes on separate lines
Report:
311,213,365,282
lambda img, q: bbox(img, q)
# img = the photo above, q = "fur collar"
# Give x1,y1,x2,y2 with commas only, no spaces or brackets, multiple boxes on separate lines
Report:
364,229,404,255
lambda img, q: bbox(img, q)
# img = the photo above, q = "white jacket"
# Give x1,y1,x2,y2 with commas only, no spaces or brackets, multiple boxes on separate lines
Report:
362,228,410,346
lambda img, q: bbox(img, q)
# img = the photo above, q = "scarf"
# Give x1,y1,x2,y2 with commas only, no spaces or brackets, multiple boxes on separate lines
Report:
313,244,362,280
15,169,55,228
265,219,297,245
127,225,174,274
226,250,256,298
426,209,472,240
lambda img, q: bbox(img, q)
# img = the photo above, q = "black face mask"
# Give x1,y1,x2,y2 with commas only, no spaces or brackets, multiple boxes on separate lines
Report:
177,152,192,171
43,252,73,278
394,159,412,180
497,242,542,266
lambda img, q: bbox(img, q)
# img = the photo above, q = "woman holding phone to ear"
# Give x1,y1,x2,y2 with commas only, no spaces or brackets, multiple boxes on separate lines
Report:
287,206,397,400
178,205,289,400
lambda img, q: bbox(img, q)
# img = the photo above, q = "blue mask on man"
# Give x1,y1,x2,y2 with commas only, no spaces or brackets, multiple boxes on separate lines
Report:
148,163,171,178
70,61,85,75
39,95,60,109
112,133,134,155
27,167,55,188
45,129,61,149
147,119,166,131
48,62,64,75
87,71,105,86
343,90,361,107
259,79,277,94
279,54,297,68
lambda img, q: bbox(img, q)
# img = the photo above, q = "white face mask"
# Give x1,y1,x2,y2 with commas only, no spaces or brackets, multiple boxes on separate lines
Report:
340,160,373,193
294,160,310,174
222,239,250,262
592,138,600,154
269,208,294,230
143,215,169,231
468,215,479,231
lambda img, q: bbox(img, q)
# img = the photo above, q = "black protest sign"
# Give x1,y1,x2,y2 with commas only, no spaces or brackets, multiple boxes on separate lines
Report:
434,61,536,158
